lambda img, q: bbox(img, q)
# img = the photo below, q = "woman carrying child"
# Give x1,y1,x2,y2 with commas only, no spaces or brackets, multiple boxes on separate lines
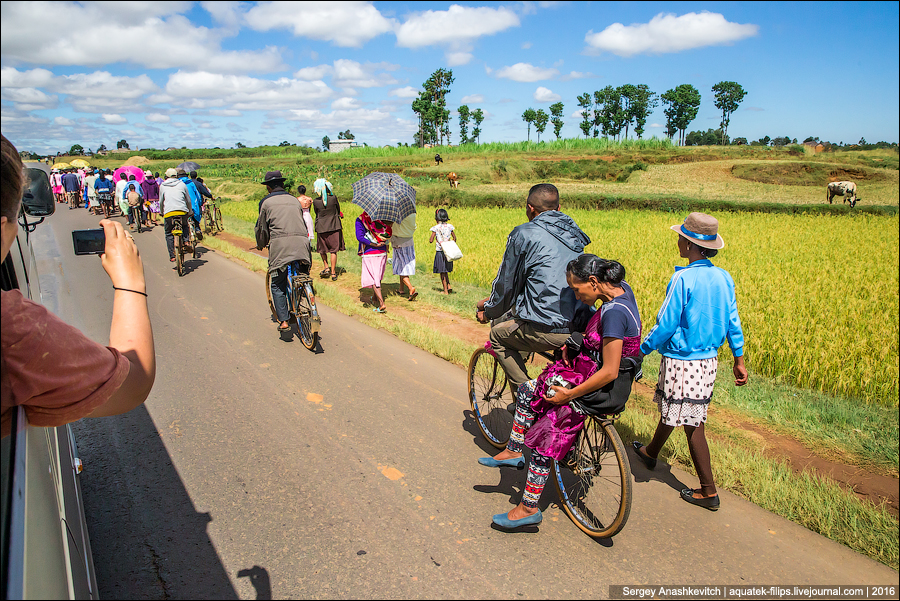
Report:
355,211,392,313
428,208,456,294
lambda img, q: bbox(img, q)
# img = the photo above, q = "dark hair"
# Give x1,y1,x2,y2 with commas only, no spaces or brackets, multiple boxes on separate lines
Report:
297,184,306,194
1,134,25,221
190,170,198,178
435,208,449,222
566,254,626,285
689,241,718,259
527,183,560,212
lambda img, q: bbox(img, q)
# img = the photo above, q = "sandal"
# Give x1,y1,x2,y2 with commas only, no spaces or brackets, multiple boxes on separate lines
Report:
408,290,418,301
373,307,386,314
331,274,338,281
319,268,331,278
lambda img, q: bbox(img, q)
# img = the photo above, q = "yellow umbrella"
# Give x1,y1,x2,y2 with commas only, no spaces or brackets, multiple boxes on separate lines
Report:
69,158,90,168
52,162,71,169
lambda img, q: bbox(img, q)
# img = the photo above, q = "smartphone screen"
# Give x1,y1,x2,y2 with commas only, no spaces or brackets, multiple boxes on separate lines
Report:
72,229,106,255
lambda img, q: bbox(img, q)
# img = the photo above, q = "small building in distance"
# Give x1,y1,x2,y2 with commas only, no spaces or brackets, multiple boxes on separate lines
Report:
328,140,361,153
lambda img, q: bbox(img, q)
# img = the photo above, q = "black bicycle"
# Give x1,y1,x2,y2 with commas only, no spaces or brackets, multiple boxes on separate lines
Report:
266,260,321,349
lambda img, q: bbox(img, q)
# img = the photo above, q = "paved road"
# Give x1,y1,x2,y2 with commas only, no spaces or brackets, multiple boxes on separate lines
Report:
31,207,897,599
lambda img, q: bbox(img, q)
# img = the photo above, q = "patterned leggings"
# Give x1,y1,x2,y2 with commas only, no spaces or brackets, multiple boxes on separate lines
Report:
508,380,553,509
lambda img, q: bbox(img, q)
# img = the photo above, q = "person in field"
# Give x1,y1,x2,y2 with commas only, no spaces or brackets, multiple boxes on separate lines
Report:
356,211,392,313
632,212,748,511
428,208,455,295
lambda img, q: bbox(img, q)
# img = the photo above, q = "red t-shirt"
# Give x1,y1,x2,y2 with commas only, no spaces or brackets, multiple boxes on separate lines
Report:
1,289,129,437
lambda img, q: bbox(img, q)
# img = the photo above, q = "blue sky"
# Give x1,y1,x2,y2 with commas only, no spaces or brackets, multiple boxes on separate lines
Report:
2,1,898,155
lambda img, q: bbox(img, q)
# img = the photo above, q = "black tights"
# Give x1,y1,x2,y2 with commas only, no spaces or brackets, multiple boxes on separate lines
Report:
646,419,716,497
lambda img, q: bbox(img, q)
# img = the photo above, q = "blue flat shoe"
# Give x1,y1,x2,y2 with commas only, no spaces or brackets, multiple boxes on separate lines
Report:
478,456,525,469
492,510,542,529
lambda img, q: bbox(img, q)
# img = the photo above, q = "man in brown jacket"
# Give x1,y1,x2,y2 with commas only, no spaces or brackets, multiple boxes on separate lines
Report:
254,171,312,331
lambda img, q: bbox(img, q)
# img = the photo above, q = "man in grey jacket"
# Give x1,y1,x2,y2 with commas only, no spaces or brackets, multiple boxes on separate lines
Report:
254,171,312,332
476,183,591,393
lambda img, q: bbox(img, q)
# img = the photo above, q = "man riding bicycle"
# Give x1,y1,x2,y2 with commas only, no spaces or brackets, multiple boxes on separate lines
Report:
476,183,591,397
159,168,192,263
254,171,312,333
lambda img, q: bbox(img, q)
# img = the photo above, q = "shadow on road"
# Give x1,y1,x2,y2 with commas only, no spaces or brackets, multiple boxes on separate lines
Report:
613,419,689,493
238,565,272,600
73,405,240,599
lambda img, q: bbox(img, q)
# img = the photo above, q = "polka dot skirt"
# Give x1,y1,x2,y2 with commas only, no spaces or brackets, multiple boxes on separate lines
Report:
653,356,718,428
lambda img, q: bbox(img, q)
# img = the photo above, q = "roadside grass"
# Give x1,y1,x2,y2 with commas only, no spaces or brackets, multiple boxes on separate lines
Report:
616,394,899,570
201,230,899,570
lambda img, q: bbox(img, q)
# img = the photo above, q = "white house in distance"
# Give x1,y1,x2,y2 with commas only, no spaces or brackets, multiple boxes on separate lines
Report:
328,140,362,153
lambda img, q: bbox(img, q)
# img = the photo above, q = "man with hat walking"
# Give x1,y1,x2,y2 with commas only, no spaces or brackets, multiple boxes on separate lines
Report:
254,171,313,332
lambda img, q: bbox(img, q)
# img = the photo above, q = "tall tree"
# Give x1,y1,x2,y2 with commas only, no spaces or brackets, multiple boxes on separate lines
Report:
457,104,471,144
522,108,537,141
96,143,107,153
534,109,549,142
621,84,658,139
68,144,84,155
322,135,331,151
411,68,454,146
576,93,593,138
711,81,747,145
116,139,129,149
593,86,624,139
661,84,701,146
471,108,484,144
338,130,354,140
549,102,565,140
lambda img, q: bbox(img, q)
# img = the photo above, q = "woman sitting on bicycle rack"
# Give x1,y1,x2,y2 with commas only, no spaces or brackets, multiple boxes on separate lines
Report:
254,171,312,332
479,255,642,530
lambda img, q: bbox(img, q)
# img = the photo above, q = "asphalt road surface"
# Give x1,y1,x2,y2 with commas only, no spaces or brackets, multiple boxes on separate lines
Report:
31,207,897,599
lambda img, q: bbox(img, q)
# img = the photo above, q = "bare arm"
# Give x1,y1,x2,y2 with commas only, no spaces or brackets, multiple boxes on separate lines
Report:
88,220,155,417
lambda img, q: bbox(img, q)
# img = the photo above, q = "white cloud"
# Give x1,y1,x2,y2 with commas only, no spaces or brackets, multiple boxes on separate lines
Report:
103,114,127,124
494,63,559,82
533,86,561,103
585,11,759,57
522,42,533,49
560,71,595,81
243,1,395,48
172,122,191,128
461,94,485,104
332,59,399,89
284,107,417,139
0,87,59,110
331,97,363,110
163,71,333,111
210,109,243,117
0,2,286,73
53,116,75,126
389,86,420,99
294,65,332,81
396,5,520,47
146,114,171,123
447,52,474,66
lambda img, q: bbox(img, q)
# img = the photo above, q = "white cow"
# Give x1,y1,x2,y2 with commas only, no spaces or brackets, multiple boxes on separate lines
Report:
827,181,859,208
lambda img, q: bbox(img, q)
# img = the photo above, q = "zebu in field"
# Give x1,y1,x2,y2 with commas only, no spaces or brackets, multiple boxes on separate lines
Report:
447,172,460,189
826,181,860,208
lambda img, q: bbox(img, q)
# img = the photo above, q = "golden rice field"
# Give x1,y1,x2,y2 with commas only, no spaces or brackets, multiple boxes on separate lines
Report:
222,197,899,404
409,207,898,405
468,160,900,205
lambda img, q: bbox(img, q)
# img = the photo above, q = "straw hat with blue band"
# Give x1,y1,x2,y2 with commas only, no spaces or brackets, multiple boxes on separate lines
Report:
670,212,725,249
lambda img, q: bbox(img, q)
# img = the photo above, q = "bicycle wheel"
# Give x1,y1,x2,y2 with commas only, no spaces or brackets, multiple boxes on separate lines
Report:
203,208,212,234
265,271,278,321
293,277,319,350
134,208,143,233
553,419,632,538
467,347,514,449
174,233,184,276
214,207,224,232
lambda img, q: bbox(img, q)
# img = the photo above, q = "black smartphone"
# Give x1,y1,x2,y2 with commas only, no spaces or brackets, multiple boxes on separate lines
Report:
72,229,106,255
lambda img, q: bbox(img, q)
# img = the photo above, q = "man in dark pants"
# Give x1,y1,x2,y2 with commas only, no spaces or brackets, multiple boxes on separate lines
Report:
158,168,192,262
254,171,312,332
476,183,591,399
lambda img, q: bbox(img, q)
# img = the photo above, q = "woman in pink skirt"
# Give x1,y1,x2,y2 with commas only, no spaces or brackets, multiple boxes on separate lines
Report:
355,212,392,313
